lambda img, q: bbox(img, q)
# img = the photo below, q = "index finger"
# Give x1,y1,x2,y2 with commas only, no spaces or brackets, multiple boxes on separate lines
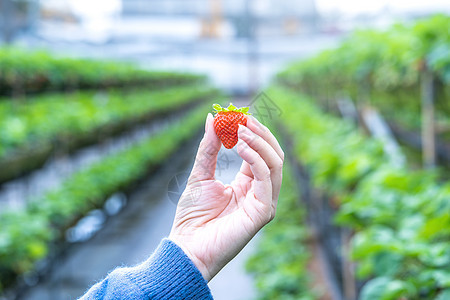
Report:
246,115,284,161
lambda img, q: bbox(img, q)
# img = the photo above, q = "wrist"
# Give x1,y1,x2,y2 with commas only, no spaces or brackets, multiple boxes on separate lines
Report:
168,235,212,282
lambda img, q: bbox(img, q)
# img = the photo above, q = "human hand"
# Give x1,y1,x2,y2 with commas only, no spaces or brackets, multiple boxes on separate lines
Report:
169,113,284,281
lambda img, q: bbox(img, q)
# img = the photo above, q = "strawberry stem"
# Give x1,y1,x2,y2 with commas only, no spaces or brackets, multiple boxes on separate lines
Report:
212,103,251,115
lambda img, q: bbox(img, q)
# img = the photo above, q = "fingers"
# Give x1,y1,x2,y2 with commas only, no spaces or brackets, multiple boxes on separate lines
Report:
247,115,284,161
238,125,283,202
236,139,272,208
240,116,284,178
189,113,221,183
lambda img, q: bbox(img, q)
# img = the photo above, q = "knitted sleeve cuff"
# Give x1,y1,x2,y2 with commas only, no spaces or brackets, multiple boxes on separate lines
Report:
123,238,213,299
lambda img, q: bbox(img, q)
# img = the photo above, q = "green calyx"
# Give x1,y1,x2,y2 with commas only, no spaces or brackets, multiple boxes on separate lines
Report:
212,103,251,115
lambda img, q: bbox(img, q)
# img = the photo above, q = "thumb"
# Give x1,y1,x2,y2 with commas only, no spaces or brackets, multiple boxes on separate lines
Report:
189,113,221,182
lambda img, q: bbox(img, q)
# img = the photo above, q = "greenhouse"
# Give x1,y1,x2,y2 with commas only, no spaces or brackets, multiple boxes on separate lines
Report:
0,1,449,300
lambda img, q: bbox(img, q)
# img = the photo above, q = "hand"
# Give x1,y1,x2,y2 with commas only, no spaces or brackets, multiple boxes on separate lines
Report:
169,113,284,281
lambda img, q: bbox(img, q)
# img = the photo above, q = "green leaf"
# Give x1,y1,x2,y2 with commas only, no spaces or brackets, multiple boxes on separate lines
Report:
212,103,222,112
436,289,450,300
227,103,237,111
360,277,416,300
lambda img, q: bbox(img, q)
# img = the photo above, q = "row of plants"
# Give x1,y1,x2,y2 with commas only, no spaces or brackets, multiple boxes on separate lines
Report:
246,165,317,300
0,47,205,96
277,14,450,135
268,85,450,299
0,104,210,293
0,85,219,183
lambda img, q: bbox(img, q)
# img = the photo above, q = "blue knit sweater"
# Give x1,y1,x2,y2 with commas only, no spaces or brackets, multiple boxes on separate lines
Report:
80,239,213,299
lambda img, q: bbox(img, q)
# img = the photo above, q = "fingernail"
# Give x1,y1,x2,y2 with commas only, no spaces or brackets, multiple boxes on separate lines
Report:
205,113,212,132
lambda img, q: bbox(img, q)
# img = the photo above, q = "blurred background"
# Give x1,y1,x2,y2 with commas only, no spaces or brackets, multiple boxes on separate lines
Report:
2,0,449,93
0,1,449,300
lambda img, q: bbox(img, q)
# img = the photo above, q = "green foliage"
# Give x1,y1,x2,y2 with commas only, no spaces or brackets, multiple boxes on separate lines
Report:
246,166,316,300
0,105,209,292
277,14,450,131
212,103,250,114
359,277,417,300
0,85,218,159
0,47,205,95
269,85,450,299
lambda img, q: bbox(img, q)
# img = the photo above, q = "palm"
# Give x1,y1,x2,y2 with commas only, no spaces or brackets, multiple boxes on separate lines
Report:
173,165,267,275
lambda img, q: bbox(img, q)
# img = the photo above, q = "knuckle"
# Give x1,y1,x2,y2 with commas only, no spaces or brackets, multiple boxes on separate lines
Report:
276,157,284,170
237,141,248,153
260,124,270,135
253,120,269,134
188,173,200,184
201,141,214,155
262,168,271,181
198,140,209,155
246,133,259,145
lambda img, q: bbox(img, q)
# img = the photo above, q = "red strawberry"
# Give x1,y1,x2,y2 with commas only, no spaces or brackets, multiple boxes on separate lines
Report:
213,103,250,149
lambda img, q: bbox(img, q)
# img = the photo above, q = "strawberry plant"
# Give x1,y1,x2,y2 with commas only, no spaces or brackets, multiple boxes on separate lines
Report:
0,104,210,293
0,47,205,96
277,14,450,134
0,85,220,182
268,85,450,299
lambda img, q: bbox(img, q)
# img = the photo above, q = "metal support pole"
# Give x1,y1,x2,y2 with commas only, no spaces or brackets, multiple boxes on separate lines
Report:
1,0,15,43
421,68,436,168
245,0,258,95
